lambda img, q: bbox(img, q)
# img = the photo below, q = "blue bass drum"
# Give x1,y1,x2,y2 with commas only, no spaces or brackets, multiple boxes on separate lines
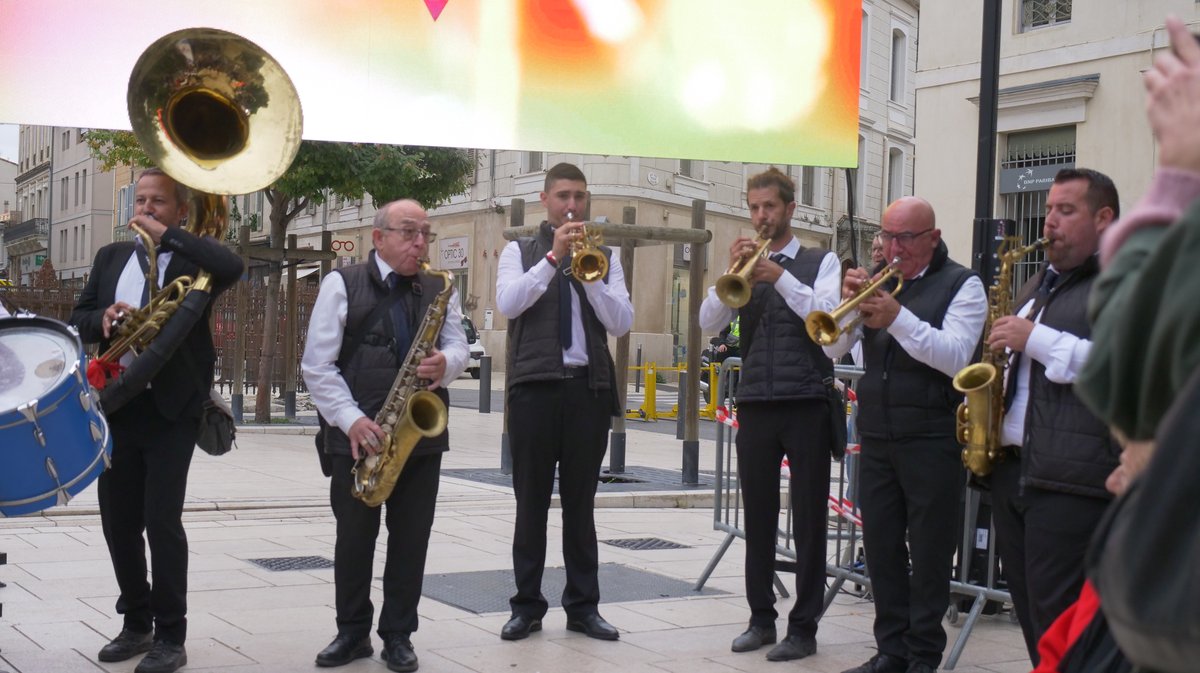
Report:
0,315,112,516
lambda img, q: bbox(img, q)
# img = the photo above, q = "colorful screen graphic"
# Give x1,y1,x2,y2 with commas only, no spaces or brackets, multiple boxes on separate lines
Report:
0,0,860,166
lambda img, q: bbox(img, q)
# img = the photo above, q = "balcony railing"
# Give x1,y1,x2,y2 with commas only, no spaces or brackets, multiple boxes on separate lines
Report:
3,218,49,244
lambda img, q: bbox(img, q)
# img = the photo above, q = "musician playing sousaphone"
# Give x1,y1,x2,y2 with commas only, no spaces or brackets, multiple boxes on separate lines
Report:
821,196,985,673
699,167,841,662
301,199,468,671
70,168,243,673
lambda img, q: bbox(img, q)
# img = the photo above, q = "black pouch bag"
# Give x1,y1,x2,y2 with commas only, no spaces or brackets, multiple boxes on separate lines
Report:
197,388,236,456
825,376,847,461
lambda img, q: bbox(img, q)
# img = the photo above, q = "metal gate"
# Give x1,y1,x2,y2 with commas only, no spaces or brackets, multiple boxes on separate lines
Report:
999,136,1076,290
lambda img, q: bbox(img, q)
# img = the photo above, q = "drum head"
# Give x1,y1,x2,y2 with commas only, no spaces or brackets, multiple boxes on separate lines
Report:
0,317,82,413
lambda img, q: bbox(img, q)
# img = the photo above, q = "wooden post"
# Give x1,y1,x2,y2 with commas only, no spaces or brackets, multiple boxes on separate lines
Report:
231,224,250,422
683,199,706,484
609,205,636,474
320,230,333,279
500,198,524,474
283,234,298,419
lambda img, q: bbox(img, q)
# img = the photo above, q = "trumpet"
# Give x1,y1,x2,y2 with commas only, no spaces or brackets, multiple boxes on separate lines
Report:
805,258,904,346
716,235,770,308
566,212,608,282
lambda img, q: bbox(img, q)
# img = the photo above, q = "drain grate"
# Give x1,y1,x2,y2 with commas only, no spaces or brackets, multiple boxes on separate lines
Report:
248,556,335,572
602,537,689,551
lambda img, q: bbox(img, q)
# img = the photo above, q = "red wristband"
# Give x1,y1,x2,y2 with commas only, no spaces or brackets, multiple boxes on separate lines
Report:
545,251,559,267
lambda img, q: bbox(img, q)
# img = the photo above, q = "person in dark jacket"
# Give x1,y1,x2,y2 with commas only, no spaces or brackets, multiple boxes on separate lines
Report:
495,162,633,643
699,167,842,662
824,196,986,673
301,199,469,672
986,167,1120,664
70,168,243,673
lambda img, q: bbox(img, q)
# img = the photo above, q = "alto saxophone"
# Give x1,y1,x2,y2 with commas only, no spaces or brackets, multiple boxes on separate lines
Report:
351,262,454,506
953,237,1049,477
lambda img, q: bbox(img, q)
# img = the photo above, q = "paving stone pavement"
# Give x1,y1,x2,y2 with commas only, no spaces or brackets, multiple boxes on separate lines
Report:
0,376,1029,673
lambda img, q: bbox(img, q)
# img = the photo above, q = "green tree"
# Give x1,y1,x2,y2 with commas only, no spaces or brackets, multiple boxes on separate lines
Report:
88,130,475,422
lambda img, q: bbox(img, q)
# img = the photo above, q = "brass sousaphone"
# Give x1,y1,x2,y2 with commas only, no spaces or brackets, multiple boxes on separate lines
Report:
97,28,302,412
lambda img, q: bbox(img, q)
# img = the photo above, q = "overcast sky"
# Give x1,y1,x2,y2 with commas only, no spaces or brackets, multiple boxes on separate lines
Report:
0,124,17,163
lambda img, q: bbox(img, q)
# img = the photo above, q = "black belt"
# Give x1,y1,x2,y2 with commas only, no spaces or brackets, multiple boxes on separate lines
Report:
562,366,589,379
1002,444,1021,458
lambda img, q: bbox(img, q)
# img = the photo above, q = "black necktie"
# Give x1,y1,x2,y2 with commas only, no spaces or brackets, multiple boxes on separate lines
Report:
559,276,577,350
134,246,158,308
387,272,412,358
770,252,787,265
1003,269,1060,412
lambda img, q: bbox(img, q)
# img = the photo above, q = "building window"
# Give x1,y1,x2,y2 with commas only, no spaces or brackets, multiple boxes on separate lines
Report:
679,159,695,178
887,148,904,204
523,151,544,174
860,10,869,89
61,177,68,210
800,166,816,206
73,226,79,263
854,136,866,212
59,229,67,263
82,169,87,204
80,224,86,260
1021,0,1071,31
62,130,69,150
890,30,907,103
74,171,80,206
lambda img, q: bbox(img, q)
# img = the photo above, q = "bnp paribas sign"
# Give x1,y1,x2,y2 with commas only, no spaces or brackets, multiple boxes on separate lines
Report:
1000,163,1074,195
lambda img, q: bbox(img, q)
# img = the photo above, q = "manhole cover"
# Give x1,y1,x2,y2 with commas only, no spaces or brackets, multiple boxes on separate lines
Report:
248,556,335,571
602,537,689,550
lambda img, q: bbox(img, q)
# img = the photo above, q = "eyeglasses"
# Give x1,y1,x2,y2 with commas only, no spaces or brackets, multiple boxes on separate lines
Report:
382,225,437,243
879,228,933,246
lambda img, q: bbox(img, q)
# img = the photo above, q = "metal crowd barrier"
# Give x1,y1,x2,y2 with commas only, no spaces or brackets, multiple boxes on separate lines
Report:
691,360,1012,670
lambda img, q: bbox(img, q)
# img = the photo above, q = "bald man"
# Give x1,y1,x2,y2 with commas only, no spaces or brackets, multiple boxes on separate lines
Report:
823,197,986,673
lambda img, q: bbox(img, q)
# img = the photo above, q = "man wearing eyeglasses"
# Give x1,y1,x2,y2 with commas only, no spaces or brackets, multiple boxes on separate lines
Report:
302,199,469,672
823,196,986,673
496,162,633,643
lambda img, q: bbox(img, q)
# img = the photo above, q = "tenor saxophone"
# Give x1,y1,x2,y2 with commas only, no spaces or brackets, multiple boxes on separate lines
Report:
351,262,454,506
953,237,1048,477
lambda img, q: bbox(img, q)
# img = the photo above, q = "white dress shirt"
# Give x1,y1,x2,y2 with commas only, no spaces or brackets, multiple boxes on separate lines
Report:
115,243,174,368
999,266,1092,447
495,239,634,366
301,253,470,437
822,266,987,378
699,237,842,333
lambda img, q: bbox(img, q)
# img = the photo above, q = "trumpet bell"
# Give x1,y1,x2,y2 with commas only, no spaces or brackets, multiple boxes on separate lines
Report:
715,274,752,309
572,250,608,282
804,312,840,346
128,27,303,195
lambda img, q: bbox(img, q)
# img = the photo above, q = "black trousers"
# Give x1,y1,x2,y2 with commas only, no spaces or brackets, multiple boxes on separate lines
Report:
858,434,963,668
329,451,441,639
98,391,198,645
507,378,611,619
735,399,831,639
990,456,1111,664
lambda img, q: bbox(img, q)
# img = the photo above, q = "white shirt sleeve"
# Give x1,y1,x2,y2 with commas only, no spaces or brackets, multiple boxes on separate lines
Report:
580,252,634,336
1022,313,1092,383
774,250,842,319
436,288,471,387
887,274,988,377
300,272,368,435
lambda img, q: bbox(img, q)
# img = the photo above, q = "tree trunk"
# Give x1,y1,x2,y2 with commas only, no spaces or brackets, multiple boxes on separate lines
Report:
253,202,288,422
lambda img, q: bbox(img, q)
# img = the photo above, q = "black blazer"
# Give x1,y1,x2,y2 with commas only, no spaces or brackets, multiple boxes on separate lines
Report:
71,226,243,423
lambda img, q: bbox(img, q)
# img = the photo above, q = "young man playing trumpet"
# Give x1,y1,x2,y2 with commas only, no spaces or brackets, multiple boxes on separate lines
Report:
699,167,841,662
495,162,633,642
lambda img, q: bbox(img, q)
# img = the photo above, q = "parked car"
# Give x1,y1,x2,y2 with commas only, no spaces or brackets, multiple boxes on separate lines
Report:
462,316,485,379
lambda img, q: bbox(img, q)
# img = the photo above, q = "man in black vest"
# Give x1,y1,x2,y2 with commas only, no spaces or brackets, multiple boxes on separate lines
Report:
824,196,986,673
71,168,243,673
495,162,633,643
700,167,842,662
301,199,469,672
986,168,1120,664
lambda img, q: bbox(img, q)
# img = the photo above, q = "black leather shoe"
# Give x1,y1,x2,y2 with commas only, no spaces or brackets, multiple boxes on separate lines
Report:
841,653,909,673
731,624,777,652
766,635,817,661
500,614,542,640
98,629,154,663
565,613,619,641
382,635,419,672
134,641,187,673
315,634,373,667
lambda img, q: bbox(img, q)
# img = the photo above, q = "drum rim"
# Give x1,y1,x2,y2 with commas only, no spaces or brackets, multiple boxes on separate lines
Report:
0,316,87,421
0,436,111,512
0,360,86,429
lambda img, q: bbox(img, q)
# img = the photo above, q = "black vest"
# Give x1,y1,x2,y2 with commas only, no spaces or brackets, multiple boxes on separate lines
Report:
507,222,618,410
857,242,977,439
735,247,832,402
1017,258,1118,499
322,252,451,456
